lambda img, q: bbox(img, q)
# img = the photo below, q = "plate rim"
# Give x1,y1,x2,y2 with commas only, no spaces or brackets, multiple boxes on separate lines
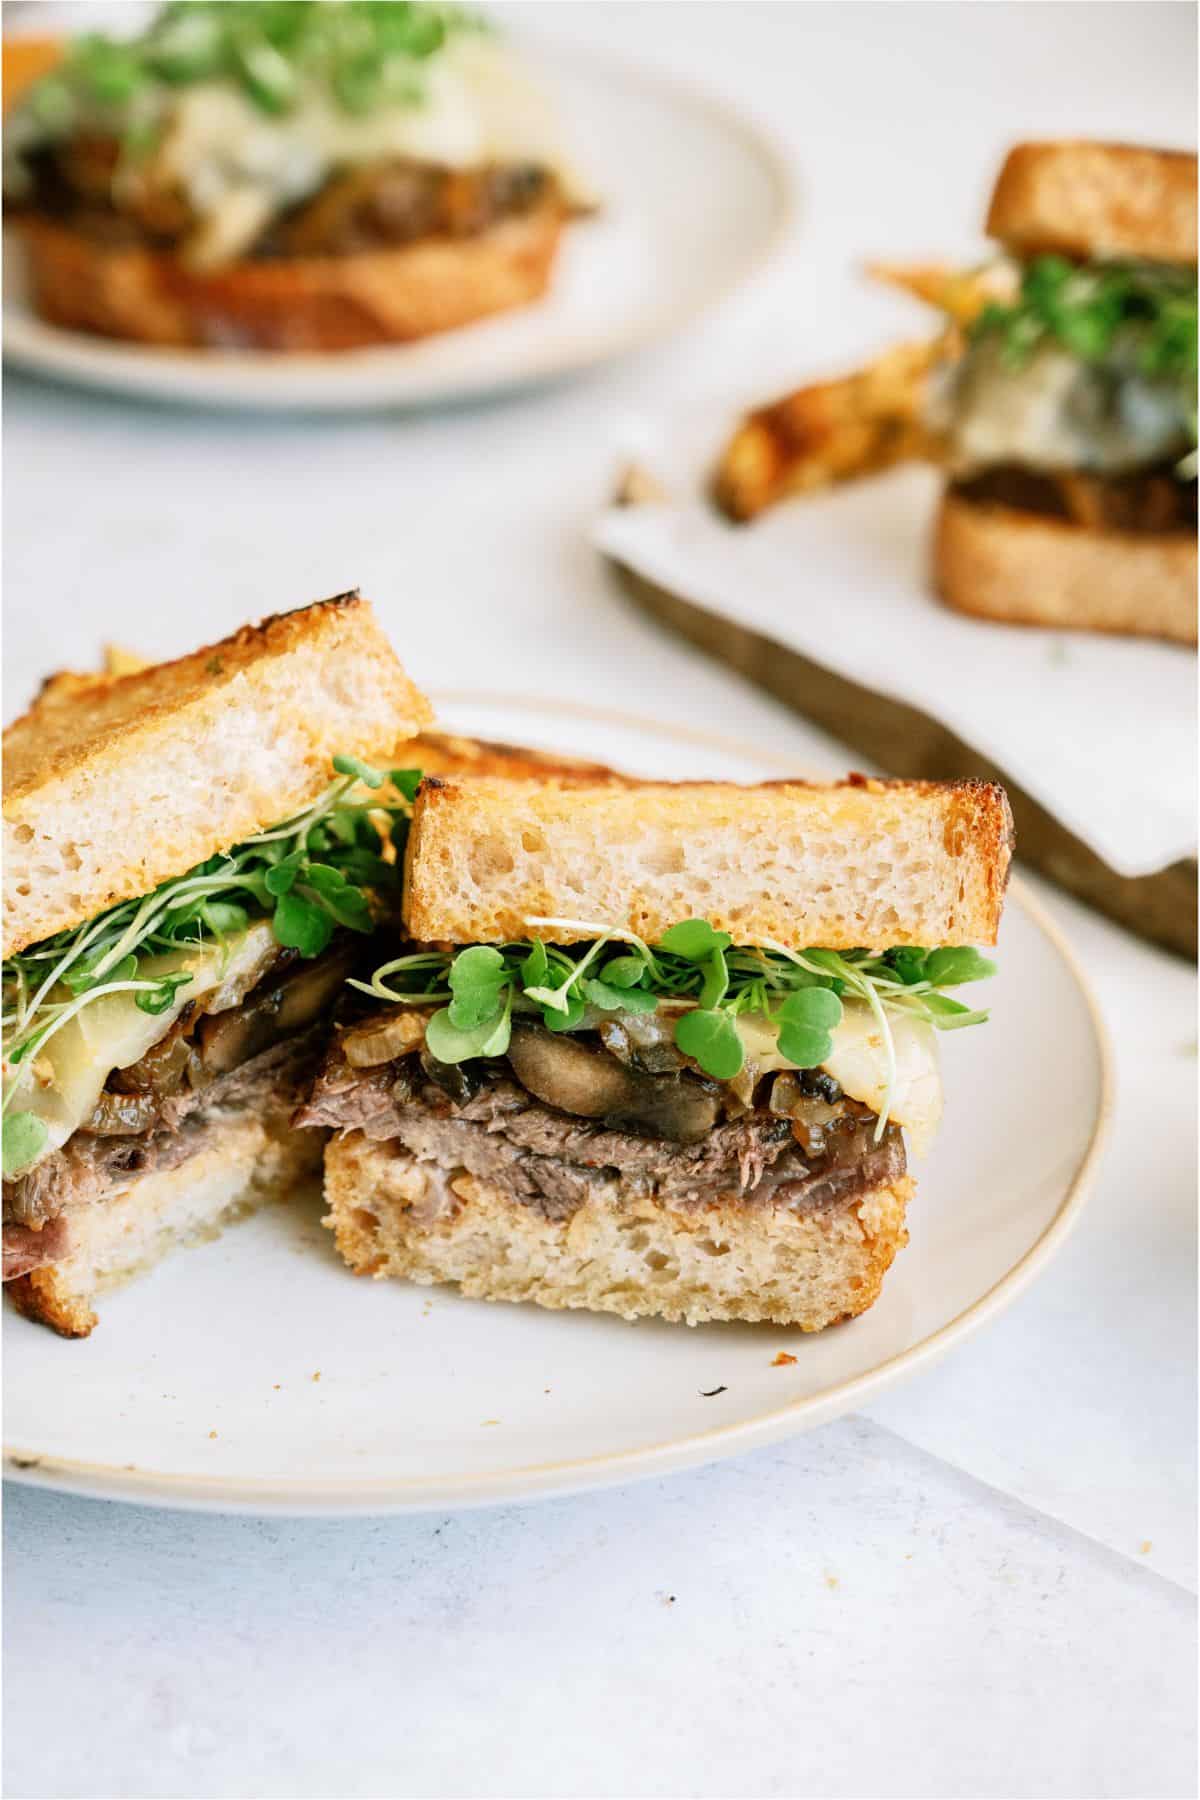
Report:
1,39,799,412
3,698,1114,1514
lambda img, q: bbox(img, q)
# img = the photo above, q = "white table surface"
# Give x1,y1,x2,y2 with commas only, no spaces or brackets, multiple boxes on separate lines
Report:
3,5,1196,1797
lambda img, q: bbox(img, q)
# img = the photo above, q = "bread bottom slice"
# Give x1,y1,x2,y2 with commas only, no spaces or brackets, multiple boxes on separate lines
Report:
15,211,564,352
324,1131,914,1331
934,488,1198,644
7,1116,325,1338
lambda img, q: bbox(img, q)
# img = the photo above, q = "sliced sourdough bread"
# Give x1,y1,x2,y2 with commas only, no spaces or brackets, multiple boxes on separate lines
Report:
934,489,1198,643
985,140,1197,264
7,1114,324,1338
403,774,1013,949
3,593,431,955
325,1129,914,1331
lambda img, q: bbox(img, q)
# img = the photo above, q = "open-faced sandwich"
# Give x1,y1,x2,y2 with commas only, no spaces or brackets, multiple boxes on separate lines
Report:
303,771,1012,1330
1,595,431,1334
715,140,1197,645
3,2,589,351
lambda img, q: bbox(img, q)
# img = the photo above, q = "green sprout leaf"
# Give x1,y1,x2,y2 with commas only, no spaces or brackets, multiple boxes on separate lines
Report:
776,986,843,1066
657,920,732,962
3,1111,48,1176
673,1008,744,1079
425,1002,511,1065
332,753,384,790
446,946,509,1029
272,890,335,959
134,972,195,1017
389,768,423,803
922,947,997,987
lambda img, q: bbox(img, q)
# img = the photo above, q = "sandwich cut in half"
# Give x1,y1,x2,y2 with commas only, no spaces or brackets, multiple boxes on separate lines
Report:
306,774,1013,1330
1,595,431,1335
3,1,591,351
715,140,1197,644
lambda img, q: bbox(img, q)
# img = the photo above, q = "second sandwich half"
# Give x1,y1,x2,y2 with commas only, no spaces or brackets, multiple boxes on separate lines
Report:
302,774,1013,1330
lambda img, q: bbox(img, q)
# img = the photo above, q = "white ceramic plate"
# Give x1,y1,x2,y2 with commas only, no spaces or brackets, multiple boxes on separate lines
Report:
3,699,1110,1514
1,43,794,412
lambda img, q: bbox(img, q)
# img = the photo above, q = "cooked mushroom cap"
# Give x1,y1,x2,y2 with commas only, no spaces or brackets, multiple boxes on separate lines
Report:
506,1021,720,1144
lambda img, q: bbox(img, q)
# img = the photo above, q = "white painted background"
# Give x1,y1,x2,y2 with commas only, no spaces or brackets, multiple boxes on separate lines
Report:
3,5,1196,1796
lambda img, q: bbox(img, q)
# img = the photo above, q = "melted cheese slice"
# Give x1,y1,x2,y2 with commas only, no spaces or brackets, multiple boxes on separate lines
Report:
734,1002,943,1157
6,923,278,1170
150,35,591,267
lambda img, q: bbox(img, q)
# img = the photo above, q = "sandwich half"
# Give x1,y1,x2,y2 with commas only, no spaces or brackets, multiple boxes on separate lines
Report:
931,141,1197,642
305,774,1013,1330
715,140,1197,644
2,595,431,1334
3,3,590,351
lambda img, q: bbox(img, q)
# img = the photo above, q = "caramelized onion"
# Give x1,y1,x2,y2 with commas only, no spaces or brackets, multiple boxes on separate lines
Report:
342,1008,429,1069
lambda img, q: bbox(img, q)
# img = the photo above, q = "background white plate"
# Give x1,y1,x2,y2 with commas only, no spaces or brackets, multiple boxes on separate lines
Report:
3,700,1110,1514
1,43,794,412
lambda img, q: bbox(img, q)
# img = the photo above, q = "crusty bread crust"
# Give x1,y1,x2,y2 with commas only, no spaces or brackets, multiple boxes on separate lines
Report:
934,489,1198,643
6,1114,324,1337
15,208,565,351
986,141,1197,265
325,1129,913,1330
3,594,432,955
409,730,623,783
403,774,1013,949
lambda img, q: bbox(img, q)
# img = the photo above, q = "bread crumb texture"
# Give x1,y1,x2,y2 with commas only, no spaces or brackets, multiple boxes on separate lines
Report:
325,1130,914,1331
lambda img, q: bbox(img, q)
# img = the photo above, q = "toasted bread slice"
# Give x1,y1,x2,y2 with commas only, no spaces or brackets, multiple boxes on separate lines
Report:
7,1114,324,1338
713,338,947,522
985,141,1197,265
15,207,565,351
325,1129,913,1331
403,774,1013,950
934,488,1199,643
409,730,622,783
3,594,432,956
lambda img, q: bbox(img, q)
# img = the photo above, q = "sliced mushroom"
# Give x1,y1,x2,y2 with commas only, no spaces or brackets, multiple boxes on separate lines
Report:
597,1009,688,1074
419,1049,487,1107
197,944,354,1076
506,1022,720,1145
342,1007,429,1069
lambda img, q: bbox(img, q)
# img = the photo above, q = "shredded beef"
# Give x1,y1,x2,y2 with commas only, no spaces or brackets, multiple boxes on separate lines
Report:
955,464,1197,534
3,1029,323,1234
297,1047,906,1222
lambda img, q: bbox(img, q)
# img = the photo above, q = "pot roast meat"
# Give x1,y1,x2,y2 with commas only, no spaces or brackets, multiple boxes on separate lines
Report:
954,464,1198,533
298,1026,907,1223
3,1216,69,1281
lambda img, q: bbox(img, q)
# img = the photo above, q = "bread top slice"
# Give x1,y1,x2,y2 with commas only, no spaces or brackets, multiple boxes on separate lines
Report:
403,775,1014,951
3,594,432,955
986,141,1197,265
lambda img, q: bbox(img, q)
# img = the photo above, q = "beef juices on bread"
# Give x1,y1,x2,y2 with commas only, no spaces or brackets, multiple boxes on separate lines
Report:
716,140,1197,645
304,774,1013,1330
1,596,431,1336
3,2,590,352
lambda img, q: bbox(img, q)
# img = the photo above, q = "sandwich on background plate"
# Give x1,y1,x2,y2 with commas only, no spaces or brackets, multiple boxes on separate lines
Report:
715,140,1197,645
304,772,1013,1331
1,594,431,1336
3,1,590,351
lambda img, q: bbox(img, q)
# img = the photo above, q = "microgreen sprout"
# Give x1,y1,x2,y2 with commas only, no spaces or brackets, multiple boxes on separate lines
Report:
2,757,414,1161
969,254,1198,454
10,2,485,156
351,920,998,1133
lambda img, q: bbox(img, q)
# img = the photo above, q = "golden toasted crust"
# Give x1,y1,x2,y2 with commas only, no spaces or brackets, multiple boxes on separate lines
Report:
408,730,622,784
15,207,565,351
986,141,1197,265
403,774,1013,949
325,1130,913,1330
935,489,1198,643
713,339,947,522
3,594,432,955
